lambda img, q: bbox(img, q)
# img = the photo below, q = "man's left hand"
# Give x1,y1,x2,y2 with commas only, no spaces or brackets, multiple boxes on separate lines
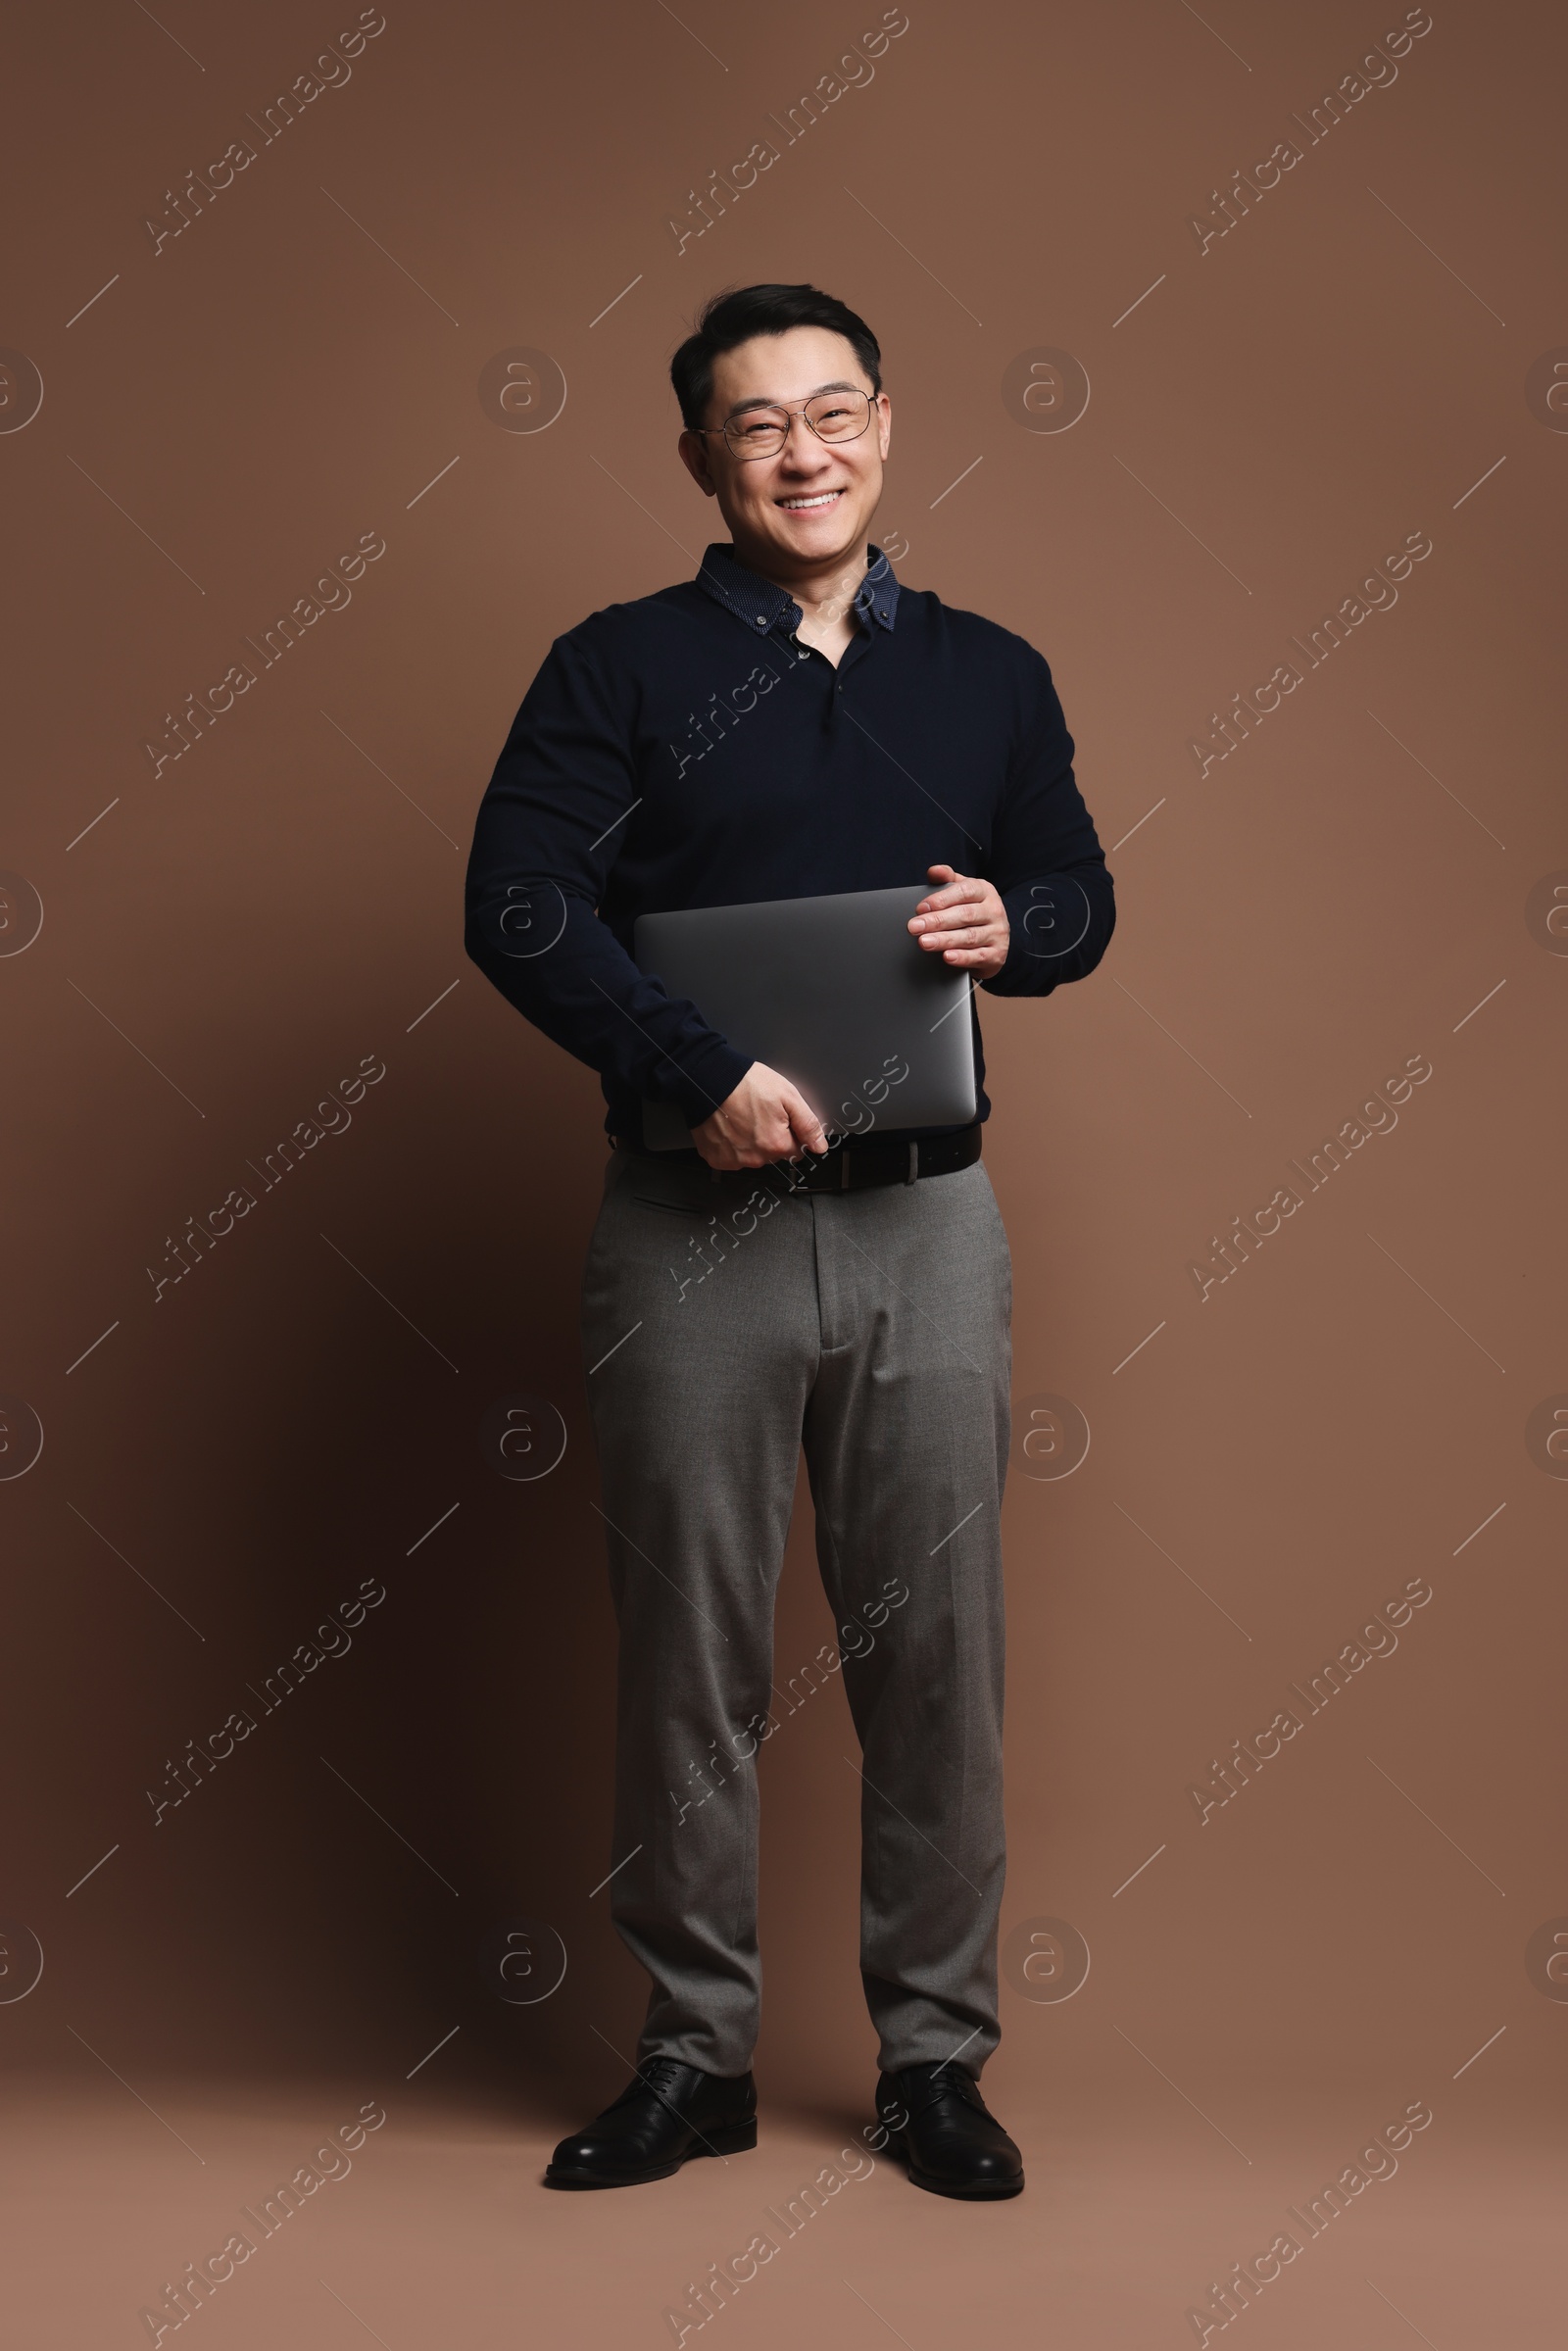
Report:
907,865,1010,980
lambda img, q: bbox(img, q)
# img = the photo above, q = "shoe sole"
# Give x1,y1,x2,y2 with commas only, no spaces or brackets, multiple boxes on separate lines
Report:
544,2116,758,2189
883,2128,1024,2201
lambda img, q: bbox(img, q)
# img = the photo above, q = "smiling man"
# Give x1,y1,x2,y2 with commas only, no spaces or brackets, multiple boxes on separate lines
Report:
465,283,1115,2199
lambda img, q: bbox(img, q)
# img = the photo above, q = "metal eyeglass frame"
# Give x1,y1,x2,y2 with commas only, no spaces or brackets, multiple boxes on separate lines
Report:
691,389,877,461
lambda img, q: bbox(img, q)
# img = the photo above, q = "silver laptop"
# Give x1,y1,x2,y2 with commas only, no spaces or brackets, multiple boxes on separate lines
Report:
632,884,978,1152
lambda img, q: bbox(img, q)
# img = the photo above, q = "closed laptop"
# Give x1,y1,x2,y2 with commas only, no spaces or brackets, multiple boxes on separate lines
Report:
632,883,978,1152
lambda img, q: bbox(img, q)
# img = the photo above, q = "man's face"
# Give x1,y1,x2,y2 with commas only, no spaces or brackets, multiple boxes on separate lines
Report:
678,324,891,575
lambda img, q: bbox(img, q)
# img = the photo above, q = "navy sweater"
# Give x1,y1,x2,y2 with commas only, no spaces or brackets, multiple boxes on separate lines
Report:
464,542,1115,1143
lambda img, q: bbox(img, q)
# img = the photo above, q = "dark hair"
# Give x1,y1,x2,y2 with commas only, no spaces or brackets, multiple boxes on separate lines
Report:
669,283,882,430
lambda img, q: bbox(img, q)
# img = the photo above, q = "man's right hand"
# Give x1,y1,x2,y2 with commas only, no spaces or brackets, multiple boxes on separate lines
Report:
691,1063,829,1171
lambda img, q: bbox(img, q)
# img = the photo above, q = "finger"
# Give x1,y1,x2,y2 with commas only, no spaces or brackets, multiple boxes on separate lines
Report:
759,1123,794,1157
779,1093,826,1155
917,899,990,929
918,922,996,949
784,1087,829,1153
912,881,983,919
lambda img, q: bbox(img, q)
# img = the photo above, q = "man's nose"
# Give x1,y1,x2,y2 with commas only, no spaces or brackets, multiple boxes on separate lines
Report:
776,417,829,467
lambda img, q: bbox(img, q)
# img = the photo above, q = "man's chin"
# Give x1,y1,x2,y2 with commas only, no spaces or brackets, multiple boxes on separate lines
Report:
749,507,872,569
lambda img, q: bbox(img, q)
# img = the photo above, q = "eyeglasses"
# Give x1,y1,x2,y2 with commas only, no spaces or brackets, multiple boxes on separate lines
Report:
695,388,876,461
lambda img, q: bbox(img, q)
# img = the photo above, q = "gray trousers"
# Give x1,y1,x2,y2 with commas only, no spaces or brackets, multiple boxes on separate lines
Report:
579,1143,1013,2079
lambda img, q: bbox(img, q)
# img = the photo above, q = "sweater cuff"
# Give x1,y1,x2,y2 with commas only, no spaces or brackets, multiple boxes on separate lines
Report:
658,1034,756,1130
983,882,1066,998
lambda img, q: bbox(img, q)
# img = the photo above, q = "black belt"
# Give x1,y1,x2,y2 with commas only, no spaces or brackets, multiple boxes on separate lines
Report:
612,1123,983,1194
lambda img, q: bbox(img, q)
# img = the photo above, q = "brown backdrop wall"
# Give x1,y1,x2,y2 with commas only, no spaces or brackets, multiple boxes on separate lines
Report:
3,0,1563,2143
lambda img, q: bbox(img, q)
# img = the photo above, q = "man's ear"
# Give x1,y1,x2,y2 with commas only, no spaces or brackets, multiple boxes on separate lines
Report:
875,391,892,461
677,430,718,498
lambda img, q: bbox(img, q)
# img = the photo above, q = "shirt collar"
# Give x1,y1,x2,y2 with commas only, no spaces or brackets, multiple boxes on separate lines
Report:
696,541,901,637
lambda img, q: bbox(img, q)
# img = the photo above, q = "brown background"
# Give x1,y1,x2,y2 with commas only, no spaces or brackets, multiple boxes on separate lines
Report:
2,1,1563,2344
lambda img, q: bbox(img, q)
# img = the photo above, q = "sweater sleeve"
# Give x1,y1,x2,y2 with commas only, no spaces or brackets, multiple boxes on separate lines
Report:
980,645,1115,998
463,630,756,1125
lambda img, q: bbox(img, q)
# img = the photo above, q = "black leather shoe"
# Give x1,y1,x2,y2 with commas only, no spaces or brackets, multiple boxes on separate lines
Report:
544,2057,758,2188
876,2061,1024,2200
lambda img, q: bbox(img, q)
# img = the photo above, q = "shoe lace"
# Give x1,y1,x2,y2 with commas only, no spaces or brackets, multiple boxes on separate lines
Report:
901,2062,986,2119
605,2055,685,2111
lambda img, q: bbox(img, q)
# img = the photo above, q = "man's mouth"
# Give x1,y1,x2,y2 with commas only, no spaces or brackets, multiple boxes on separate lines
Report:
775,489,845,512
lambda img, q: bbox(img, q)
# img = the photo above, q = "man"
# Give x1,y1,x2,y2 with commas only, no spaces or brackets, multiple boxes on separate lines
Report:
465,283,1114,2199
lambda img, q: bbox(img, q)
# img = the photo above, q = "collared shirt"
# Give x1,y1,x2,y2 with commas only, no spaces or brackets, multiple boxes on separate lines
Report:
466,542,1114,1144
696,538,901,639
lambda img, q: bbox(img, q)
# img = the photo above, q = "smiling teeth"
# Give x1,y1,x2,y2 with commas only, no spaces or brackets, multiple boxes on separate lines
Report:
780,492,841,509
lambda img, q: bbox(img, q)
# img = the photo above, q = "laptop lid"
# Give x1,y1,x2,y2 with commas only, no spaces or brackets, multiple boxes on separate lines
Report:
632,884,978,1152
